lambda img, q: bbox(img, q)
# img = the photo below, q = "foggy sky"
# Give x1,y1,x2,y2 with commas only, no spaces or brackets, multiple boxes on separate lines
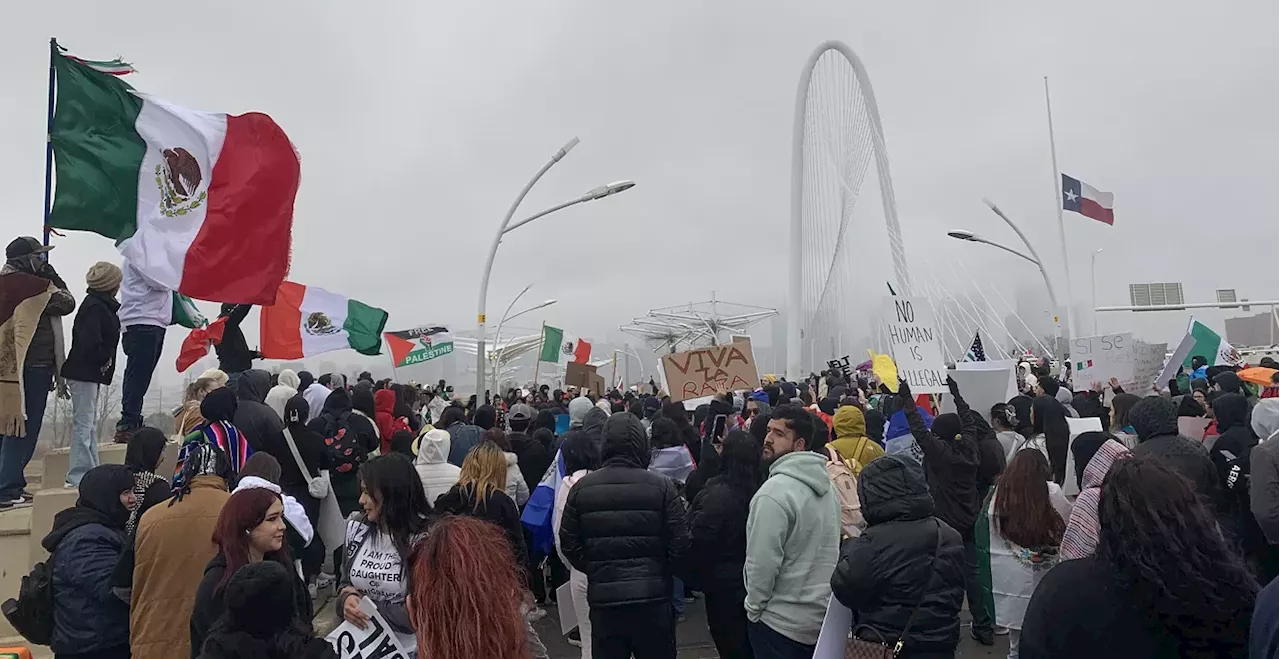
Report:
2,0,1276,386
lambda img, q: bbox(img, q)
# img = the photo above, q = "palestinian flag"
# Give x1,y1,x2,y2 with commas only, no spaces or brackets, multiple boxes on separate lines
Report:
259,282,387,359
0,273,59,435
384,326,453,368
47,48,299,305
1183,320,1242,367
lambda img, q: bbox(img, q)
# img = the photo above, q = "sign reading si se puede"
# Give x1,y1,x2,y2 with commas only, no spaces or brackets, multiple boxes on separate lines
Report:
661,337,760,402
1069,333,1134,388
885,297,947,394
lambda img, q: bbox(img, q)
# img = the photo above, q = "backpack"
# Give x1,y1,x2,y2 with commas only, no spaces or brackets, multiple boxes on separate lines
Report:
825,446,866,537
1,556,55,645
323,411,365,474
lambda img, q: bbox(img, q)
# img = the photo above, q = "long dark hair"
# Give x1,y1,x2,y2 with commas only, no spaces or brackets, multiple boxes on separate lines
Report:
437,405,466,430
717,430,762,496
1110,393,1140,431
1097,457,1258,656
359,455,432,559
994,450,1065,548
1031,395,1070,485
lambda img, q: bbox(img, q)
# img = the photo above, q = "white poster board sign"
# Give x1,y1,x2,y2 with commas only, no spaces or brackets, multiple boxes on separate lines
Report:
813,596,854,659
556,582,578,635
1156,333,1196,392
885,297,947,394
326,596,413,659
1132,340,1169,391
1063,417,1104,498
1069,333,1134,389
939,364,1017,419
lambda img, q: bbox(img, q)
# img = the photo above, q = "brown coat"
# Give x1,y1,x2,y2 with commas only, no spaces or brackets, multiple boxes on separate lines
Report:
129,475,230,659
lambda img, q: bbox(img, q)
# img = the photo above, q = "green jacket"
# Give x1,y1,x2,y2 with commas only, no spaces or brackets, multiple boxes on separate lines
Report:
744,450,841,645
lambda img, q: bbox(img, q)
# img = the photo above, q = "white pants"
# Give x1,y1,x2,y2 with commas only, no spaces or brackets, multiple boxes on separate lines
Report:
571,568,591,659
66,380,100,487
1008,629,1020,659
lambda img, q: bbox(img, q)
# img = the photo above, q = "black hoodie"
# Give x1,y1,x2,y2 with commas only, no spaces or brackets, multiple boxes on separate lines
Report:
196,561,328,659
830,455,965,655
214,303,256,373
559,413,690,608
233,369,285,452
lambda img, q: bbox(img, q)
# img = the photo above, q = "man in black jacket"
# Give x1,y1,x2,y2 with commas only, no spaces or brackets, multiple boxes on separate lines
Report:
560,413,690,659
233,369,285,452
214,303,258,393
62,262,123,488
1129,396,1230,519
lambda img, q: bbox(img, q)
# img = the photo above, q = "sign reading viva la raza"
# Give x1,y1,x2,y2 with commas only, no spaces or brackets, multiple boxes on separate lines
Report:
661,337,760,402
382,326,454,367
885,297,947,394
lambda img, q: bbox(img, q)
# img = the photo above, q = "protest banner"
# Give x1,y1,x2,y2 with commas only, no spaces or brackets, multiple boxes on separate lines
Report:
826,355,853,381
1068,333,1134,388
326,596,412,659
661,338,760,402
382,325,453,368
940,361,1017,419
565,362,604,395
1132,340,1168,390
885,297,947,394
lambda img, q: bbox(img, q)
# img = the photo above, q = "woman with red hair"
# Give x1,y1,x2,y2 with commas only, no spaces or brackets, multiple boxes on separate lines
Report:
408,515,544,659
190,487,312,658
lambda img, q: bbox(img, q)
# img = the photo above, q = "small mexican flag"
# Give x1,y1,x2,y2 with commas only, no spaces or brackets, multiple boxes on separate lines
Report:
47,47,299,305
1183,320,1242,367
259,282,387,359
170,292,206,329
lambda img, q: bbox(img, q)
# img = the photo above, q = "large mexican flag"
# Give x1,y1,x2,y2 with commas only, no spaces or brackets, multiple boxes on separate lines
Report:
47,49,300,305
1183,320,1243,367
259,282,387,359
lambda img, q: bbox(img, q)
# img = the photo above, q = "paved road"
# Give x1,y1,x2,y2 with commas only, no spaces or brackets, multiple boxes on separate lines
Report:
534,596,1009,659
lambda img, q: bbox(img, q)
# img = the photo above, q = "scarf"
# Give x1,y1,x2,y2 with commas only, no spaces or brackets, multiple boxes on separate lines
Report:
125,470,162,535
1059,440,1129,559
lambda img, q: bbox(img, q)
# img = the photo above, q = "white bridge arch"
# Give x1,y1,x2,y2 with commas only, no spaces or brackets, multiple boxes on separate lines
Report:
786,40,910,380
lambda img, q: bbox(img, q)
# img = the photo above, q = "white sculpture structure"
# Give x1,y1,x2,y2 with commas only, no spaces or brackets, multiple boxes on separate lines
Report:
787,41,910,380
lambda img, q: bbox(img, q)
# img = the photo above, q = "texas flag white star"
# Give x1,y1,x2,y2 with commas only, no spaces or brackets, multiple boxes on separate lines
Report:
1064,188,1079,203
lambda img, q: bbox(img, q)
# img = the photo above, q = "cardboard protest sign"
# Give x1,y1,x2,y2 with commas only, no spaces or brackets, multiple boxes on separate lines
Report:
382,325,453,368
565,362,597,392
1069,333,1134,389
326,596,413,658
940,362,1017,419
885,297,947,394
661,339,760,402
1132,340,1168,391
827,355,853,381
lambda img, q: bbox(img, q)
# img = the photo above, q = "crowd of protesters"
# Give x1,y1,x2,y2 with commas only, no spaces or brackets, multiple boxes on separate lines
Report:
2,236,1279,658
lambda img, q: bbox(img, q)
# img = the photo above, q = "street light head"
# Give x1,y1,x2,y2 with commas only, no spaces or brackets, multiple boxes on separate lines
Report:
947,229,977,241
585,180,636,201
982,197,999,212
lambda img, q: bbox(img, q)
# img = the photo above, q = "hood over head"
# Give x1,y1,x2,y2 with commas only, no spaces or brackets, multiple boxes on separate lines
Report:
832,405,867,440
1214,371,1244,394
297,371,315,391
1054,387,1075,409
43,464,135,550
601,412,649,468
350,385,376,418
1212,393,1251,432
284,394,309,426
1252,398,1280,441
582,407,609,439
472,404,496,430
374,389,396,416
1071,431,1111,490
1177,395,1206,417
1080,438,1129,490
125,426,167,473
858,454,933,525
568,397,594,427
236,369,272,403
201,386,239,423
1128,396,1179,441
864,408,886,442
222,560,298,636
322,387,352,415
276,369,300,390
415,428,451,466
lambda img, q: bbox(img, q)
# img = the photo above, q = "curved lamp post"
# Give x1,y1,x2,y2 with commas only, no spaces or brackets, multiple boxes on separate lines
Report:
492,298,557,392
947,222,1062,352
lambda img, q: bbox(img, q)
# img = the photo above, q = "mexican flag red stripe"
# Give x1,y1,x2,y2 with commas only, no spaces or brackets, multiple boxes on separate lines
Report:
47,49,299,305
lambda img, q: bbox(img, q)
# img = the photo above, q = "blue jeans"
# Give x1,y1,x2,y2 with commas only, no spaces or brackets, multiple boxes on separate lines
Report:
747,621,815,659
0,365,53,500
66,380,100,487
672,577,686,616
118,325,165,430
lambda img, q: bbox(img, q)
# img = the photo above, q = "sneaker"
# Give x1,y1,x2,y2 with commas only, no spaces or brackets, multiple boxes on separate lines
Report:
19,490,34,503
970,628,995,646
675,613,687,624
0,499,12,511
315,573,335,590
995,626,1010,636
308,583,318,601
527,607,547,622
64,482,76,489
567,629,582,647
113,427,134,444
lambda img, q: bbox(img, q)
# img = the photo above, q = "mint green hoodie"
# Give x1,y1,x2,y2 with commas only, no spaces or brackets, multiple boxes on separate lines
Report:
744,450,841,645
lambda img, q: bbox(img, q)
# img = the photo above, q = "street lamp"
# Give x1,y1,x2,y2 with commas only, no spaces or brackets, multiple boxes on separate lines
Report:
492,298,557,392
1091,248,1103,334
475,136,635,397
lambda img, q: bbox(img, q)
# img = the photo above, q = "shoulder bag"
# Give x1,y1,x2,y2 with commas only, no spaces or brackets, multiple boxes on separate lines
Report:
283,427,330,499
844,520,943,659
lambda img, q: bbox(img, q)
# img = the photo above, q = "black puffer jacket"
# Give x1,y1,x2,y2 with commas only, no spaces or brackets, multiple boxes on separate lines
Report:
233,369,285,451
683,473,751,593
559,413,690,608
60,289,121,384
830,455,965,657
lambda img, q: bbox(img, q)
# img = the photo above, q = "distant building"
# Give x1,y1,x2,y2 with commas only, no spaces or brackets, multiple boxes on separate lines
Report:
1225,312,1278,348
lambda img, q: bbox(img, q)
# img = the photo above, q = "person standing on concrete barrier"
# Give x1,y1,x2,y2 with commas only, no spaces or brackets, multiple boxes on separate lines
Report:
0,237,75,510
113,259,167,444
62,261,122,488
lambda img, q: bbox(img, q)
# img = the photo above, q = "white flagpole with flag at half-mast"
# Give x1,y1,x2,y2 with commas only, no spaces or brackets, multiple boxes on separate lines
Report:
1044,76,1076,349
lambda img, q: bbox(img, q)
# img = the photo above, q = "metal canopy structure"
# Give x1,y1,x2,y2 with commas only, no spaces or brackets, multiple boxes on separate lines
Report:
620,297,778,353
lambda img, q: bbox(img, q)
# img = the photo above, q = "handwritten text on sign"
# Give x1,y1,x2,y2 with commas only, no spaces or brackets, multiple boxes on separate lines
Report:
885,297,947,394
1069,333,1134,388
661,338,760,402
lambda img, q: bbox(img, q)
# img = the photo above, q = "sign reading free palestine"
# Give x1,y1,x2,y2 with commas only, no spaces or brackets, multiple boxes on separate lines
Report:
383,326,454,367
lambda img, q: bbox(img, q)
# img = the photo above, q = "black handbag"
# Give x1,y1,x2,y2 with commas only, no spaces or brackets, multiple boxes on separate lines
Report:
844,520,943,659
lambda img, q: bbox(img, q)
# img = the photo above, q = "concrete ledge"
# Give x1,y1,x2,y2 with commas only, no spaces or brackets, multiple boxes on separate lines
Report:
42,442,130,490
0,509,33,640
27,488,77,566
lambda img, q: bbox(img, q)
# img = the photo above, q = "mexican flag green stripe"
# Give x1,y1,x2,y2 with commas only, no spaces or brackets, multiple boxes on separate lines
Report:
49,52,145,241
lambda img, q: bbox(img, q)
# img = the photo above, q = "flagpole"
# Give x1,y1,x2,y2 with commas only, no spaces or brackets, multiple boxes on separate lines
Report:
532,322,545,387
42,38,57,246
1044,76,1075,347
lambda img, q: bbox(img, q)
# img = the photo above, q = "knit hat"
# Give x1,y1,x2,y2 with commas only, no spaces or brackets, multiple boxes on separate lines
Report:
1128,396,1179,441
85,261,122,292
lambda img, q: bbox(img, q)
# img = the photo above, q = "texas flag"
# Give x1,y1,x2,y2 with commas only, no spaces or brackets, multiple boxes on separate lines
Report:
1061,174,1115,225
